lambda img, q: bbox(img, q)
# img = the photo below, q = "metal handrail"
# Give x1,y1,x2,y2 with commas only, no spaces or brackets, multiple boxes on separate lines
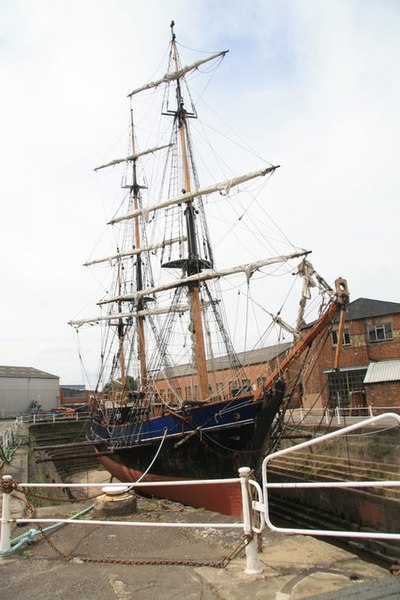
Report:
262,412,400,540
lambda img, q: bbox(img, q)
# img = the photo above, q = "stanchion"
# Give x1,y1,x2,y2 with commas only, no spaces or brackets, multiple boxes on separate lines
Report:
0,475,12,556
238,467,263,575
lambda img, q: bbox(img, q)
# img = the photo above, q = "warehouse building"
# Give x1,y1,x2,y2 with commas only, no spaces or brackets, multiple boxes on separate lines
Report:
0,366,59,418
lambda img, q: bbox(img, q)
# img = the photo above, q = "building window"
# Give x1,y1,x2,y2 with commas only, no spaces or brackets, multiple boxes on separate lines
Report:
176,387,182,401
326,368,367,408
368,322,393,343
331,329,351,347
257,376,266,389
185,386,192,401
216,382,224,400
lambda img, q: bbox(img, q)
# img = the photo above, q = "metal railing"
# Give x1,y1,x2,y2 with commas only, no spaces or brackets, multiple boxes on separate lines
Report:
287,406,400,425
2,413,400,572
0,469,262,574
261,412,400,540
15,411,91,424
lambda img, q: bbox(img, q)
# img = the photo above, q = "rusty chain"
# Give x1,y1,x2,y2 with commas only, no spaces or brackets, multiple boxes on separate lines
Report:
0,477,20,494
2,477,254,568
37,524,251,568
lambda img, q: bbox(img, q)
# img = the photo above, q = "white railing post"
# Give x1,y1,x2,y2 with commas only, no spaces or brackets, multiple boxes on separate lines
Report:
335,406,341,424
238,467,263,575
368,405,373,417
0,475,12,555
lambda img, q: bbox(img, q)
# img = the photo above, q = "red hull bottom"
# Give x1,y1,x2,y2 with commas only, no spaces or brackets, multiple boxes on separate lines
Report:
99,455,243,518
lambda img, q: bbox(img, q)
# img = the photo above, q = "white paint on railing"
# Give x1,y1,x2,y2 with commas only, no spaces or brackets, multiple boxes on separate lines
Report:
0,475,12,553
15,477,240,489
239,467,263,574
262,412,400,541
1,472,257,574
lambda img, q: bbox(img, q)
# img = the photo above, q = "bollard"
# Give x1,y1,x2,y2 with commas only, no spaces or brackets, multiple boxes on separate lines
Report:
0,475,13,555
238,467,263,575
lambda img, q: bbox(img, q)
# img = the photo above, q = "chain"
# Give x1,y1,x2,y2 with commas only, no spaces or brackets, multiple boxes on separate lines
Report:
0,477,20,494
18,487,104,503
4,478,251,568
36,529,250,568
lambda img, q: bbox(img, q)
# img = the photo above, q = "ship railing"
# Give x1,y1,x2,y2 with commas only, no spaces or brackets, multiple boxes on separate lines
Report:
261,412,400,542
0,471,263,575
288,406,400,425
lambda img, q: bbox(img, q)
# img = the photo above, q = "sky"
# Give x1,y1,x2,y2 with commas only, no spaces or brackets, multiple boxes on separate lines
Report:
0,0,399,385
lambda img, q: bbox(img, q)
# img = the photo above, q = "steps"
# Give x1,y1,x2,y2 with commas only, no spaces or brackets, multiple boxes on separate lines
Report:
268,450,400,502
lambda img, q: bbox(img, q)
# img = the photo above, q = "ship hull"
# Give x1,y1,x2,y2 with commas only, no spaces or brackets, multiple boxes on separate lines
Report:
90,389,284,516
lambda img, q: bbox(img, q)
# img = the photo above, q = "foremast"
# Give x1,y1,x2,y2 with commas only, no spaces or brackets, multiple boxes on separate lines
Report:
129,110,148,392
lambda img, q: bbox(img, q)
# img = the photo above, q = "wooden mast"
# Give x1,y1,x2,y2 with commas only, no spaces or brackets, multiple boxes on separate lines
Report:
171,23,209,401
130,109,148,392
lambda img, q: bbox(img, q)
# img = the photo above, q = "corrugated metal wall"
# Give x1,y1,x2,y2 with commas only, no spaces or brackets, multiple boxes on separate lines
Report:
0,377,59,417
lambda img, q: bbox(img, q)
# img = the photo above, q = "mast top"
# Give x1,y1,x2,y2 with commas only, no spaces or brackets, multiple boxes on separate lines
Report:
170,20,176,41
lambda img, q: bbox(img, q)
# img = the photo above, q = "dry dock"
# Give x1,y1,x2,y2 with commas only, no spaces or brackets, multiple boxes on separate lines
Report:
1,428,400,599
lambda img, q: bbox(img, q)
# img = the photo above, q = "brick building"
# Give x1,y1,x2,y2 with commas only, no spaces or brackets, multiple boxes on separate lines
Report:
155,342,299,404
155,297,400,413
59,384,90,406
303,298,400,411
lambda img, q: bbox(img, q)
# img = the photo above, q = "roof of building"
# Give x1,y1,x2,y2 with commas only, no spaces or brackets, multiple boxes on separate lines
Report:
344,298,400,321
156,341,293,379
0,366,59,379
364,360,400,384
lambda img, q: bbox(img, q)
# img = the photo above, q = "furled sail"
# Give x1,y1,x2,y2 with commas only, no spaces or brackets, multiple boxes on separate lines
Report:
98,251,309,306
94,144,172,172
69,303,199,328
127,51,228,98
84,237,186,267
109,166,278,225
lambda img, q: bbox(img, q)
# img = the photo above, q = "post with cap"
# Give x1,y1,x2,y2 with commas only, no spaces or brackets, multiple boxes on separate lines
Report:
239,467,263,574
0,475,13,555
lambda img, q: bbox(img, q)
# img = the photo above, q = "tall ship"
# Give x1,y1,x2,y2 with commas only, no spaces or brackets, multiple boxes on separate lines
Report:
70,23,349,516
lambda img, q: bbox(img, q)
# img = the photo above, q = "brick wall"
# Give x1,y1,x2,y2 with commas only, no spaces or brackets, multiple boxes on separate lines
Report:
303,312,400,408
366,381,400,412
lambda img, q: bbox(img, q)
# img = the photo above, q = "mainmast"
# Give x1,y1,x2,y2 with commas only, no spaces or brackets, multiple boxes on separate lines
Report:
167,21,209,400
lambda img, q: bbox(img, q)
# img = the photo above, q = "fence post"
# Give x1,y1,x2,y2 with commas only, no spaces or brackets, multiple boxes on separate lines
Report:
0,475,13,555
238,467,263,575
368,405,373,418
335,406,341,425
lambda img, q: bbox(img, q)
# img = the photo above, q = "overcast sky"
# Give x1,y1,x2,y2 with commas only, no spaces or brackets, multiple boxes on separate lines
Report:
0,0,399,385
